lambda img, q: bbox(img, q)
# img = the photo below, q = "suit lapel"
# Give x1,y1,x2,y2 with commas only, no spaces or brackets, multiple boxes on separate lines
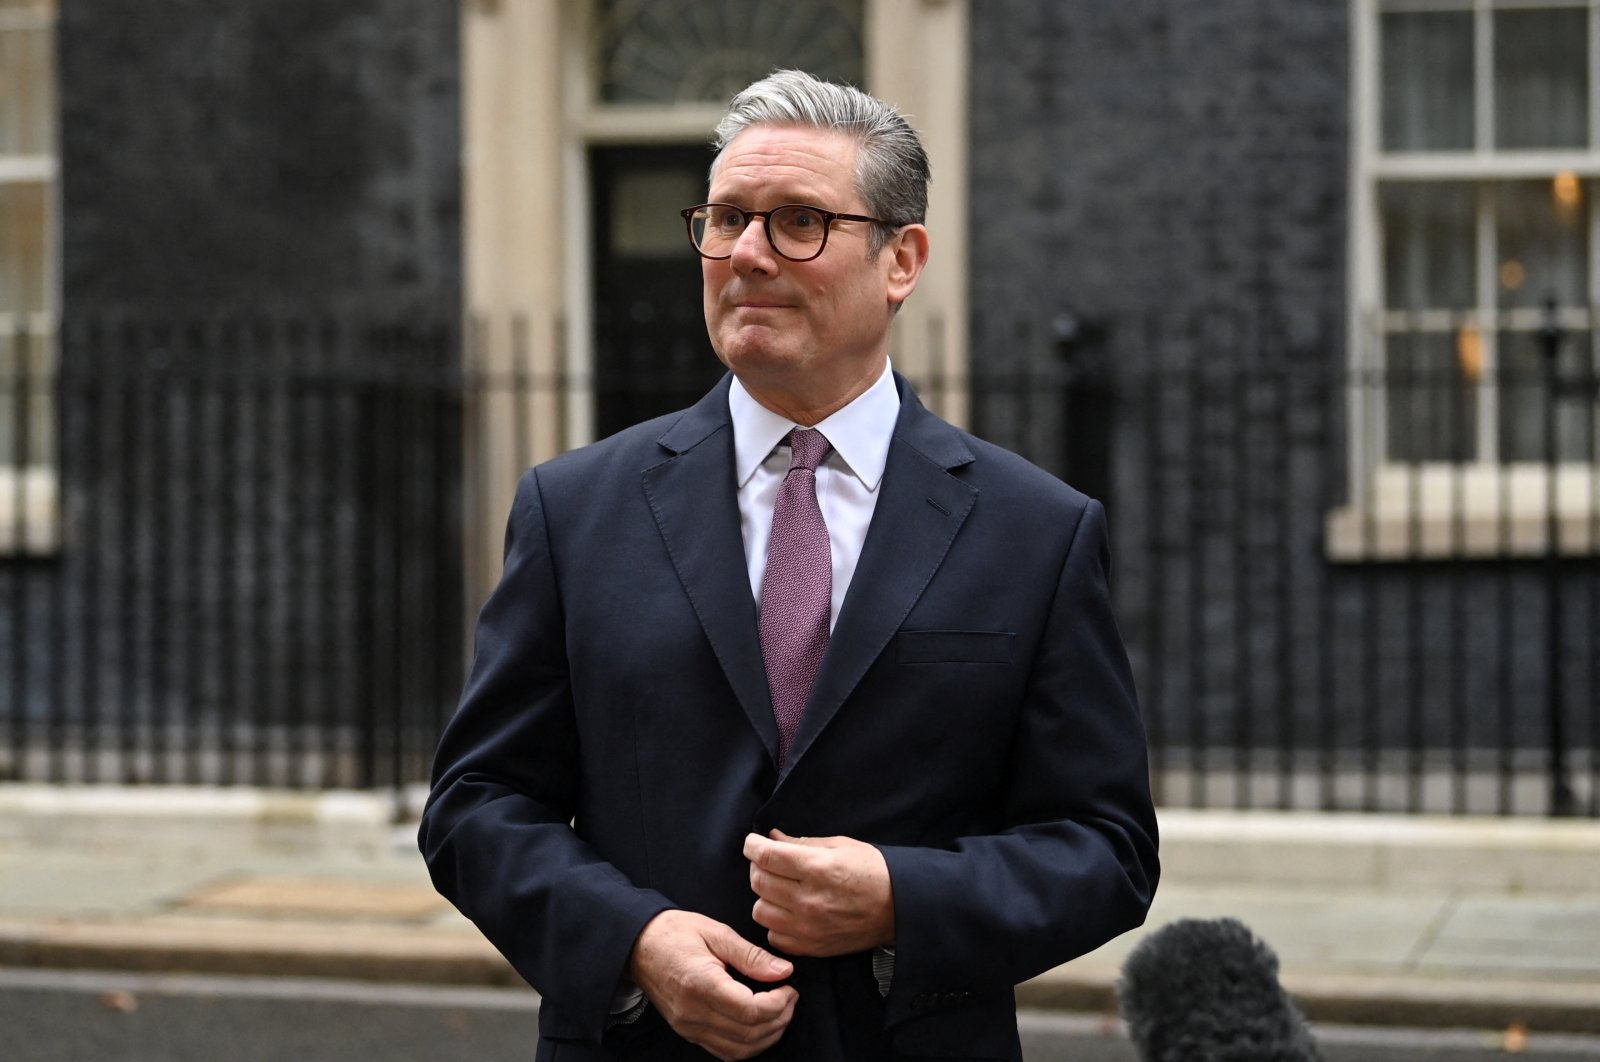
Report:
641,377,779,762
781,380,977,777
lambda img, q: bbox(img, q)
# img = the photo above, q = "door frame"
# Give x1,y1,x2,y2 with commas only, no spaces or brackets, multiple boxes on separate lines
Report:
461,0,970,599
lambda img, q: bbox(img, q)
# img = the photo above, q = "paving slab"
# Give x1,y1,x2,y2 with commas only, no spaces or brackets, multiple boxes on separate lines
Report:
176,877,450,922
1159,810,1600,892
1053,885,1455,975
1418,896,1600,979
0,915,514,985
0,850,227,917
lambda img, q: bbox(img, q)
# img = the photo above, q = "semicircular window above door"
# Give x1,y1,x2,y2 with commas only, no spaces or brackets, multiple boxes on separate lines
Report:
595,0,864,104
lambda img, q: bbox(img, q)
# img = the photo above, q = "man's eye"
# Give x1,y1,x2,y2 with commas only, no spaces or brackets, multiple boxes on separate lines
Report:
789,211,819,229
713,209,745,229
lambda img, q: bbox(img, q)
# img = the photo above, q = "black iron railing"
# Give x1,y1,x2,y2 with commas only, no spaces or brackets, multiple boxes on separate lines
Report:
0,311,1595,815
1,317,464,805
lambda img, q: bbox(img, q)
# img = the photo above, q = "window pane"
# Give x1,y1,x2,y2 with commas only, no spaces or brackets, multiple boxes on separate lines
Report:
611,169,704,256
0,0,55,156
596,0,864,104
0,180,47,313
1385,330,1479,462
0,319,52,468
1494,7,1589,150
1382,181,1476,310
1498,328,1594,462
1495,177,1588,310
1382,11,1474,151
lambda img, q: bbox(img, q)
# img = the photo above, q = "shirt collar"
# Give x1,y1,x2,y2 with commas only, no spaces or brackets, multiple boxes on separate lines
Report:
730,359,900,491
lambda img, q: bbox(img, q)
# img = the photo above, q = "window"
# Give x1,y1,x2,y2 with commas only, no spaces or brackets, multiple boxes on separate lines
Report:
1340,0,1600,558
593,0,864,105
0,0,56,553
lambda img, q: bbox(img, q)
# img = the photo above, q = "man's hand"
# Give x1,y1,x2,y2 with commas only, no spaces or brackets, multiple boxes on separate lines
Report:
626,909,798,1061
744,829,895,957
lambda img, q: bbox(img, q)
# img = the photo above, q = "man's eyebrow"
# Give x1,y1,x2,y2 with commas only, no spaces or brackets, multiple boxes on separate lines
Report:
707,199,831,209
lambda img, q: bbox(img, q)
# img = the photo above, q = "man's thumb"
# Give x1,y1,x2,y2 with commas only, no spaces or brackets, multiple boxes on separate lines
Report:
770,828,832,848
707,923,792,983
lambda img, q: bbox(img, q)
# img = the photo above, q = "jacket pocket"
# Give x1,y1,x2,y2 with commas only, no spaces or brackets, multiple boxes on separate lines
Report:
889,990,1019,1059
896,630,1015,665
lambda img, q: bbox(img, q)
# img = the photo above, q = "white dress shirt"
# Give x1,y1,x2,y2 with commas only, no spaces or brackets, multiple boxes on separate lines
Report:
611,364,902,1019
730,359,900,626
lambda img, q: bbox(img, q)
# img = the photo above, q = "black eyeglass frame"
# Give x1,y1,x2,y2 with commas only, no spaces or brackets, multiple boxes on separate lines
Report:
680,203,901,262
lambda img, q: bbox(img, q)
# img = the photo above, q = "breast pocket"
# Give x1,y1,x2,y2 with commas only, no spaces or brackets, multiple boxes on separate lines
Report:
896,630,1015,665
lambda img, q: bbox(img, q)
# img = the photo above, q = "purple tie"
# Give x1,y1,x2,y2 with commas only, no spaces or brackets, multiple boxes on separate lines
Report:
758,428,833,765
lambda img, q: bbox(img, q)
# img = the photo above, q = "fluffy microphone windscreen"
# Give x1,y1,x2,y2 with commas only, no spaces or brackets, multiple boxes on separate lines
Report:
1117,917,1322,1062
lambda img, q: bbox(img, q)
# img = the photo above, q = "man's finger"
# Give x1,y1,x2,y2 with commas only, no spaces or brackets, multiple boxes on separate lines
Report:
696,970,796,1027
741,832,791,871
770,828,850,849
744,833,814,880
749,860,802,906
702,918,794,983
763,929,806,956
751,895,793,932
698,987,798,1061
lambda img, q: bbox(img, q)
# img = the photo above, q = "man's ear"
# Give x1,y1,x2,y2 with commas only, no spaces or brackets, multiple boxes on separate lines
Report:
884,224,931,307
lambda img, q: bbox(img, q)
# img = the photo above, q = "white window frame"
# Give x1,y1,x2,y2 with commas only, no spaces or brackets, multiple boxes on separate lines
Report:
1336,0,1600,560
0,0,60,555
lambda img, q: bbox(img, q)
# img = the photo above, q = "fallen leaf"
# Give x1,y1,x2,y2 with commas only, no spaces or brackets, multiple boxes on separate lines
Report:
97,990,138,1014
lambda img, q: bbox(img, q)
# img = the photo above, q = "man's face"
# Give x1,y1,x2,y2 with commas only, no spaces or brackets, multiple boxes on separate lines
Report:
701,124,914,411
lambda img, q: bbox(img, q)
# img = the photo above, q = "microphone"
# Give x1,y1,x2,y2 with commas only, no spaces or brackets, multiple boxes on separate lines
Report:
1117,917,1322,1061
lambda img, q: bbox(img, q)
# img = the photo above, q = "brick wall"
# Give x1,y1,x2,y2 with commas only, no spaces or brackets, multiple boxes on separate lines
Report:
968,0,1347,357
966,1,1596,801
0,2,466,782
57,0,460,318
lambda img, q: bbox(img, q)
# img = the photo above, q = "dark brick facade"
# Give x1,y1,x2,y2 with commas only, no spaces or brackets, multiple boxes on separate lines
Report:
0,2,464,786
967,0,1595,807
968,0,1347,369
58,0,460,317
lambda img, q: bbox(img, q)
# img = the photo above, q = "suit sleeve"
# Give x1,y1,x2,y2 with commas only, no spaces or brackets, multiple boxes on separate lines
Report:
417,468,674,1040
875,498,1159,1024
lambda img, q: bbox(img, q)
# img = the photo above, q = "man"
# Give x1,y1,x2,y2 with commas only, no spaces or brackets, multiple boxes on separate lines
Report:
420,70,1158,1061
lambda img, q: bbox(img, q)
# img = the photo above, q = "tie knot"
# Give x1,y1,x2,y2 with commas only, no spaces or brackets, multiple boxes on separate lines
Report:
786,428,830,473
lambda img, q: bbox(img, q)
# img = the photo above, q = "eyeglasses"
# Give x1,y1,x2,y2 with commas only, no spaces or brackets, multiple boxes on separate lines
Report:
680,203,900,262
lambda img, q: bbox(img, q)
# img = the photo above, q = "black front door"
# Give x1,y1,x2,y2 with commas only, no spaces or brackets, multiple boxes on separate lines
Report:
591,144,723,440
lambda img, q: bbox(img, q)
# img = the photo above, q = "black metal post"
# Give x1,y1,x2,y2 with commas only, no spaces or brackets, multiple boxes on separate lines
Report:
1539,296,1577,817
1052,311,1114,508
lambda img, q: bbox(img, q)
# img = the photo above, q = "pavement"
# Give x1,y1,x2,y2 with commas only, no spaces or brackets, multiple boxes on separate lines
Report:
1,784,1597,1040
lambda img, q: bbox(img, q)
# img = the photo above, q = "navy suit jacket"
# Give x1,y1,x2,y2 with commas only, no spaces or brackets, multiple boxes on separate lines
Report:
420,373,1159,1061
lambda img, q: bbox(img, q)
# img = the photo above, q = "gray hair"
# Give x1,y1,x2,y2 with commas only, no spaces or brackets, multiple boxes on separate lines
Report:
711,69,930,255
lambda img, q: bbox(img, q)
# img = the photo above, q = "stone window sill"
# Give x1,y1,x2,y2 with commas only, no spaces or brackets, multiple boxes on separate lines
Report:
0,467,60,556
1325,464,1599,561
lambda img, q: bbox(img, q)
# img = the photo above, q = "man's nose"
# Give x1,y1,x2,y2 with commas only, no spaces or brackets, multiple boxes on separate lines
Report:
729,216,778,274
